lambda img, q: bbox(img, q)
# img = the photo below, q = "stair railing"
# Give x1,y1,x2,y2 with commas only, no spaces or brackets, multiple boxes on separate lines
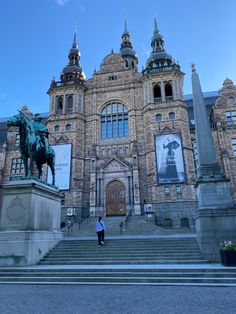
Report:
120,208,133,234
78,213,90,230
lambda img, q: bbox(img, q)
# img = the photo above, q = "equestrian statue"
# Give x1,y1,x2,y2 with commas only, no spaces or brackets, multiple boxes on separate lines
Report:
7,111,56,185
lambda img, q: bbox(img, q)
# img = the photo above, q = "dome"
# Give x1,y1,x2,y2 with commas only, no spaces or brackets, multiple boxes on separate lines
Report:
62,64,82,74
120,47,136,57
146,50,173,66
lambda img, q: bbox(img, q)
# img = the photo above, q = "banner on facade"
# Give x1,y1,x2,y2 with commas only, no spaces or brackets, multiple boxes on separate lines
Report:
155,133,186,184
47,144,72,190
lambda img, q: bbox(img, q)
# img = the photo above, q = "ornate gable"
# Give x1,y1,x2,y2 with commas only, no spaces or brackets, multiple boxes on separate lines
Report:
100,157,130,172
215,78,236,108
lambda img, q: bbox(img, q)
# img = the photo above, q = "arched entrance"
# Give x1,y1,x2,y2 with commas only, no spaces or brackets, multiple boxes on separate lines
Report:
106,180,126,216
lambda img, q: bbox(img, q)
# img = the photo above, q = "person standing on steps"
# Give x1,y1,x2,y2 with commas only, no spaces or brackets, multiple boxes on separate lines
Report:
96,216,105,247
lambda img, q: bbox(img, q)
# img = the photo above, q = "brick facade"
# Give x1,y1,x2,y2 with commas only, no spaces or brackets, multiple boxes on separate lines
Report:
1,25,236,228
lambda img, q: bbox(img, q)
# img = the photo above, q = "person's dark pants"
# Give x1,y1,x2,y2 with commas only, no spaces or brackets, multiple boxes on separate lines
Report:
97,230,105,245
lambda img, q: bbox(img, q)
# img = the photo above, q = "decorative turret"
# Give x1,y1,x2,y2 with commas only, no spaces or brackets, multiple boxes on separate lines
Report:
144,18,180,74
120,20,138,69
60,31,86,82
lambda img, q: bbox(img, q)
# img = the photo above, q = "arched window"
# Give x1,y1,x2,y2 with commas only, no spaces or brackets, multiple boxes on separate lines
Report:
101,102,129,139
56,97,63,114
125,60,129,68
164,218,172,228
66,123,72,131
168,112,175,120
165,82,173,98
181,218,189,227
54,125,60,133
153,84,161,99
156,114,162,122
66,95,73,114
131,60,134,68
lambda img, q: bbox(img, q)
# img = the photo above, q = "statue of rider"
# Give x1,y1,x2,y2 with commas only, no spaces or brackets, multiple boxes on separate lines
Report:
33,113,49,155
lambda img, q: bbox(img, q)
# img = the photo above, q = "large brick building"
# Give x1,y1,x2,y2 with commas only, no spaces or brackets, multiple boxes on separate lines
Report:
1,19,236,227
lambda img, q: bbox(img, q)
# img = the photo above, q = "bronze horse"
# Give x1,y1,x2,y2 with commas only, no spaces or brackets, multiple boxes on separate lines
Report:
7,111,56,185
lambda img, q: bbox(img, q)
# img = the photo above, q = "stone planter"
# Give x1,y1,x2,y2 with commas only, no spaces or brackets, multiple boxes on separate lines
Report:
220,250,236,266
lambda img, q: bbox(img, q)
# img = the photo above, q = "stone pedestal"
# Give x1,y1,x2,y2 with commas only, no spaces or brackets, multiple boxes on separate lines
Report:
196,206,236,262
0,179,62,266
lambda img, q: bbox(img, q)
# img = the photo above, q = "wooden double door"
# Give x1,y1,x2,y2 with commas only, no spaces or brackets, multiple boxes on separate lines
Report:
106,180,126,216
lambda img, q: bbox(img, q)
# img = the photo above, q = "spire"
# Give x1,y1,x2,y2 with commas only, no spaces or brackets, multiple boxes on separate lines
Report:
120,19,138,68
121,19,132,49
60,31,86,82
151,17,164,53
124,19,128,33
154,17,159,34
72,31,78,49
144,17,180,74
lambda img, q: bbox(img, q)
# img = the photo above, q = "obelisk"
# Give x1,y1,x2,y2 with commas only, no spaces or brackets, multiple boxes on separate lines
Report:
191,65,236,261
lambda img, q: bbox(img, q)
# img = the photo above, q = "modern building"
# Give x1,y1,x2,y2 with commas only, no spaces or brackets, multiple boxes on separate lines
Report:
1,19,236,227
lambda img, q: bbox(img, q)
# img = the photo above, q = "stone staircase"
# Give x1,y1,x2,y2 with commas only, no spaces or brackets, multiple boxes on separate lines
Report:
1,216,235,286
39,237,206,265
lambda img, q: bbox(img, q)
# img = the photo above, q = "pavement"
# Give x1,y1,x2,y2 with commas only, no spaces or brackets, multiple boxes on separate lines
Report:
0,285,236,314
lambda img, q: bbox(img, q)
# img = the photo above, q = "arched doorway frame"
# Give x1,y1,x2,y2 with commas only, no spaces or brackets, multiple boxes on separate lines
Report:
105,179,127,216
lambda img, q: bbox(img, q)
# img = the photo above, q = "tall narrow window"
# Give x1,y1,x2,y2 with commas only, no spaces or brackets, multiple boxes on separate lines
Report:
66,95,73,114
15,133,20,147
101,102,129,139
56,97,63,114
165,82,173,97
156,114,162,122
232,139,236,156
153,84,161,101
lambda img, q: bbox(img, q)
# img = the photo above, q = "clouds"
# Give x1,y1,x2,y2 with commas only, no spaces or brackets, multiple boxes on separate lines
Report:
55,0,85,11
56,0,69,7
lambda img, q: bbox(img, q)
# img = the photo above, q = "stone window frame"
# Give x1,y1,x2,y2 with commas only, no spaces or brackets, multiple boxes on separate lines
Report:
66,123,72,131
168,111,175,120
66,95,73,114
156,113,162,122
11,157,24,175
231,138,236,156
164,186,171,200
101,102,129,139
15,133,20,147
54,125,60,133
225,111,236,126
176,186,182,199
56,96,63,114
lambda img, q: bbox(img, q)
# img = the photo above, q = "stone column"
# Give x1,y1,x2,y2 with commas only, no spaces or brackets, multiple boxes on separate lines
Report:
160,81,165,102
191,66,236,261
62,95,66,114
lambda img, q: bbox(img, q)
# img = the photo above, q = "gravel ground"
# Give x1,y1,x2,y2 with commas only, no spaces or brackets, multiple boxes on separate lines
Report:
0,285,236,314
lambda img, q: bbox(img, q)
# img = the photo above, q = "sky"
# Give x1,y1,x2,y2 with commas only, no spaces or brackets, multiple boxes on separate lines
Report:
1,0,236,118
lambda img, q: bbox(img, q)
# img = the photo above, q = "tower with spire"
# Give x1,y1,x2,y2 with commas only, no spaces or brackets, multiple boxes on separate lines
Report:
47,31,87,210
142,18,196,212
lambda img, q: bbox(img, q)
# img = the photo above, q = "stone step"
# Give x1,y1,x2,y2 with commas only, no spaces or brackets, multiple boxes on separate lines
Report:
39,237,204,265
1,268,236,285
39,260,208,265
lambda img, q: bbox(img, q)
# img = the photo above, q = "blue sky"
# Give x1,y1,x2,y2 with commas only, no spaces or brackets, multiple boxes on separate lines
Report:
1,0,236,117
